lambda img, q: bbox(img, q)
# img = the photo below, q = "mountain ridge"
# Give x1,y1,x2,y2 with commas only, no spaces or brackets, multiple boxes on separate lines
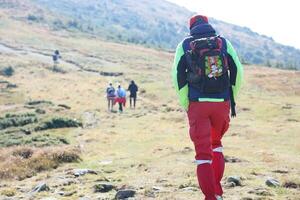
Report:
1,0,300,69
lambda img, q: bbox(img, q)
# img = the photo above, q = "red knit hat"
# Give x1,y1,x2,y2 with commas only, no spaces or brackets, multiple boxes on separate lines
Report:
189,15,209,29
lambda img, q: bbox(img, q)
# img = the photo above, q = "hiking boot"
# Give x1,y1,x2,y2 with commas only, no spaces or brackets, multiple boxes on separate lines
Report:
216,195,223,200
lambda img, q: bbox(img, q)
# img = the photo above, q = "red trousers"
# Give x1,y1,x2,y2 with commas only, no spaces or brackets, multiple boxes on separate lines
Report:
114,97,126,106
187,101,230,199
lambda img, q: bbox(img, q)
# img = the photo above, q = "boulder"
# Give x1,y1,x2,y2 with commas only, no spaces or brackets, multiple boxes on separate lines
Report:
73,169,97,177
224,182,236,188
224,156,242,163
94,183,115,193
115,189,136,199
32,183,50,193
266,178,280,187
227,176,242,186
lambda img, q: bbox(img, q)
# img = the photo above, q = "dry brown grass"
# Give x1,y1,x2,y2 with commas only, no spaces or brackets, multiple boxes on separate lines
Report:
0,13,299,199
0,146,80,180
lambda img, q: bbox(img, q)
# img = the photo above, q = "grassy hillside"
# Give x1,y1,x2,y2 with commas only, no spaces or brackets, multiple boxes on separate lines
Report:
2,0,299,69
0,3,300,200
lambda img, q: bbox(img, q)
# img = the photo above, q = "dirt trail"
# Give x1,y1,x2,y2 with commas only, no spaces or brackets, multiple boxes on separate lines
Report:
0,42,108,74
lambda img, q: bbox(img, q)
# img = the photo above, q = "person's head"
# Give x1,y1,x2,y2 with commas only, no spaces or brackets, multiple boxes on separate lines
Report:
131,80,135,84
118,85,121,89
109,83,112,87
189,15,209,30
54,50,60,55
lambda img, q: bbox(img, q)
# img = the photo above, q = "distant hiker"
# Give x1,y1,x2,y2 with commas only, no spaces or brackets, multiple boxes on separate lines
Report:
106,83,116,111
172,15,244,200
52,50,61,71
114,85,126,113
128,80,138,108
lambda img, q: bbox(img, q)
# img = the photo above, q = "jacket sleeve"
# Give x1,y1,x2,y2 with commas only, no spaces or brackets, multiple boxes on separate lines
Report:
226,39,244,100
172,41,189,110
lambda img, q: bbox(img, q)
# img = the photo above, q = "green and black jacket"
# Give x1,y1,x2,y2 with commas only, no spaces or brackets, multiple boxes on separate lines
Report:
172,23,244,114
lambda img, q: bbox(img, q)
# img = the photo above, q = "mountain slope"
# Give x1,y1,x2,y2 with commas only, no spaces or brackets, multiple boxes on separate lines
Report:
30,0,300,69
0,5,300,199
0,0,300,199
1,0,300,69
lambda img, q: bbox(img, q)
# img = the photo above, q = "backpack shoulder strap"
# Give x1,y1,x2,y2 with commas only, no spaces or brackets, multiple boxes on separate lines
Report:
218,36,227,53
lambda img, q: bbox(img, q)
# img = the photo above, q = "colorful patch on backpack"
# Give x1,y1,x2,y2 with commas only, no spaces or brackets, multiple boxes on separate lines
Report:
205,55,223,78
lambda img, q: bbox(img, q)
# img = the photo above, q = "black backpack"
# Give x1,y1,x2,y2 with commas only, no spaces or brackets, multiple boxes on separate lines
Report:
186,36,230,94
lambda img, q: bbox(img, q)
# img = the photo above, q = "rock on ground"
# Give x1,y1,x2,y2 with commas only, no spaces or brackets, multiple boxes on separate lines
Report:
266,177,280,187
115,189,136,199
94,183,115,193
72,169,97,177
32,183,50,193
226,176,242,186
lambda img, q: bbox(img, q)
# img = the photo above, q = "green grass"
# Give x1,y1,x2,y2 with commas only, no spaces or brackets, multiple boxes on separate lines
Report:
35,117,82,131
0,131,70,147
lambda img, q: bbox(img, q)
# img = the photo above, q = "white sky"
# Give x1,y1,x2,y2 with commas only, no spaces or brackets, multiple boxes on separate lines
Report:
167,0,300,49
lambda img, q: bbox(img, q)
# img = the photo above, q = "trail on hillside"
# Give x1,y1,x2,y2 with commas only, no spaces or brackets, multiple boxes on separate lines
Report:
0,42,117,75
1,38,300,199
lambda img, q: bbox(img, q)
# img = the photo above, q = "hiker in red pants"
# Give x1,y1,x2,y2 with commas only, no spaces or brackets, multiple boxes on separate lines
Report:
114,85,126,113
172,15,244,200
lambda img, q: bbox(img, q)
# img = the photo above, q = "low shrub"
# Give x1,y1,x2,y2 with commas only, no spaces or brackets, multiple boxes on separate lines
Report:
6,83,17,88
1,189,16,197
12,147,33,159
35,117,82,131
0,131,69,148
0,113,37,130
0,146,81,180
35,108,46,114
25,134,70,146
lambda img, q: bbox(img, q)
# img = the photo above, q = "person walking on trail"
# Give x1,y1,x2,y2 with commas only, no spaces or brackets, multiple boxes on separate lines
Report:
106,83,116,112
172,15,243,200
128,80,138,108
114,85,126,113
52,50,61,71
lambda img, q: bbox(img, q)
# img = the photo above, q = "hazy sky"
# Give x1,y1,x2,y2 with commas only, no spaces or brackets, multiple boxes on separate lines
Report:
167,0,300,49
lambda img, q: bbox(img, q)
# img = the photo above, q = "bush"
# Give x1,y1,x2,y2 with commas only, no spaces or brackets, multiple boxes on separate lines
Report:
4,113,36,118
0,131,70,148
12,147,33,159
0,138,22,147
6,83,17,88
35,108,46,114
0,66,14,77
0,146,80,180
52,148,79,163
1,189,16,197
35,117,82,131
25,135,70,146
0,113,38,130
